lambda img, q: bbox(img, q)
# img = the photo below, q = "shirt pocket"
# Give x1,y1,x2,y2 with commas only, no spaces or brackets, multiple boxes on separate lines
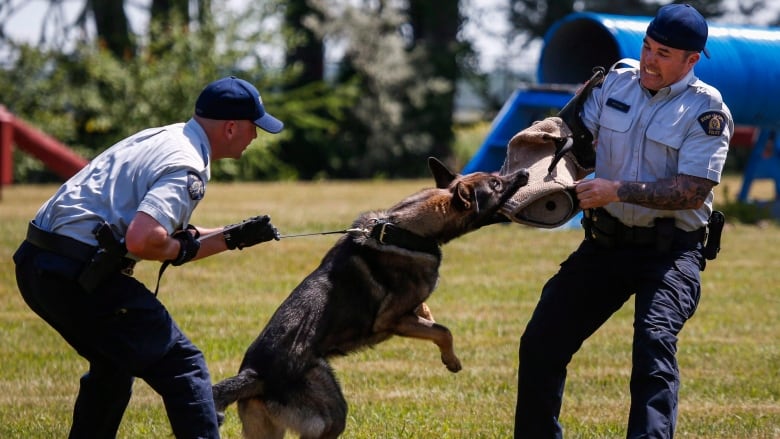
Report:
597,108,632,169
646,121,684,174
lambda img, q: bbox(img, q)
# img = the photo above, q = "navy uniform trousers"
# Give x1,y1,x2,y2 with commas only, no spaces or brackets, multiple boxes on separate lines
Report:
514,237,705,439
14,241,220,439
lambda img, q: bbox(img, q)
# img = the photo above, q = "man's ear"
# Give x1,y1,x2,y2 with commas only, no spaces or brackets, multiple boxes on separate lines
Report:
429,157,456,189
223,120,237,138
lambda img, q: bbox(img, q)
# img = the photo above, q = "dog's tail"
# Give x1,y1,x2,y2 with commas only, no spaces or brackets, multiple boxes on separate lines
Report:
212,369,265,425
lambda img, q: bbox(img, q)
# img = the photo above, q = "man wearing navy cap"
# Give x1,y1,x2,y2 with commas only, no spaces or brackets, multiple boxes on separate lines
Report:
514,4,732,438
14,76,283,438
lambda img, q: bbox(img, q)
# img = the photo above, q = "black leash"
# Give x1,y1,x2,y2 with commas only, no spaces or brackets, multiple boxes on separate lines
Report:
157,223,439,294
280,223,439,256
279,228,367,239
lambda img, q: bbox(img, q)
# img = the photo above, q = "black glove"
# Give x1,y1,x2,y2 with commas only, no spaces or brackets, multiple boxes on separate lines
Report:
170,226,201,266
223,215,280,250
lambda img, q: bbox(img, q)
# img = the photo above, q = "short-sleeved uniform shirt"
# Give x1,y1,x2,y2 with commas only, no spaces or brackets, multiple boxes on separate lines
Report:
581,61,733,231
34,118,211,248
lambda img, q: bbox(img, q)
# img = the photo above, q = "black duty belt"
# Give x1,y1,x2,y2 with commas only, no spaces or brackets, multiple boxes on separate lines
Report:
583,208,705,250
25,221,136,272
26,221,99,262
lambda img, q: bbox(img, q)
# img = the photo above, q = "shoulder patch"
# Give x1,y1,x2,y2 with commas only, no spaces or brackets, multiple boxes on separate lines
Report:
187,172,205,200
697,111,726,136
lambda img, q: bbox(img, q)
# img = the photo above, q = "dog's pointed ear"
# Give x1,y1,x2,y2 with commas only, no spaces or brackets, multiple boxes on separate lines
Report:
453,181,473,210
428,157,456,189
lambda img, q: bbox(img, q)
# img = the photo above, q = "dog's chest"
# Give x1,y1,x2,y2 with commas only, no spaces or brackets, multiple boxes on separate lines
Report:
350,242,440,299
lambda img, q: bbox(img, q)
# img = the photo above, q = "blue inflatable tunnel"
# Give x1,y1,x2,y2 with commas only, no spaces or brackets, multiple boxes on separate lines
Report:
463,12,780,175
538,12,780,127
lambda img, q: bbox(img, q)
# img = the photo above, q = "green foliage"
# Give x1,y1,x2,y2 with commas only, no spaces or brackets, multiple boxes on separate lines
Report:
452,120,492,170
296,0,462,179
1,0,466,182
0,1,359,182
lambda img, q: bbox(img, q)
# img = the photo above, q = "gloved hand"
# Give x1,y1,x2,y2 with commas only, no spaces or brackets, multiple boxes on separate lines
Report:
223,215,280,250
170,226,201,266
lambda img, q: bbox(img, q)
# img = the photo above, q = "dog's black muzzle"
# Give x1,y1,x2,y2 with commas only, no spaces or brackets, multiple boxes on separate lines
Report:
475,168,530,226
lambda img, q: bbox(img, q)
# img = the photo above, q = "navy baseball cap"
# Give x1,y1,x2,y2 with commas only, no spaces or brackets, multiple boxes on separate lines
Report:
646,3,710,59
195,76,284,134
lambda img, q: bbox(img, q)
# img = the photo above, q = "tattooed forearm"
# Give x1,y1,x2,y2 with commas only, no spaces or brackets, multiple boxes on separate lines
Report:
617,174,714,210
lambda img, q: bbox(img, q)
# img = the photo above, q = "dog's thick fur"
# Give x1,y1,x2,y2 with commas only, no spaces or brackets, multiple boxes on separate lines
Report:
212,158,528,439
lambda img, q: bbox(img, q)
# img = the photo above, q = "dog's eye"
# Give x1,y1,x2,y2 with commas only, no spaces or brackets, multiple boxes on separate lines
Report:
489,178,502,190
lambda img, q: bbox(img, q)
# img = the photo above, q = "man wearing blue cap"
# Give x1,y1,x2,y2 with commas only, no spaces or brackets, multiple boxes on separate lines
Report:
14,76,283,438
514,4,732,438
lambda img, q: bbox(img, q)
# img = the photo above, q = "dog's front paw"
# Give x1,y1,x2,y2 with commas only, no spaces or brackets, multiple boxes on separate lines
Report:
442,353,462,373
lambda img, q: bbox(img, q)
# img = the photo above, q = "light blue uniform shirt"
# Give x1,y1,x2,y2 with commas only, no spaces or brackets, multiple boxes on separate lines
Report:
581,61,733,231
34,118,211,248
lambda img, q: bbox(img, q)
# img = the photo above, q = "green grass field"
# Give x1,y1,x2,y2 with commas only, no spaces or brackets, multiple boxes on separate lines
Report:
1,178,778,438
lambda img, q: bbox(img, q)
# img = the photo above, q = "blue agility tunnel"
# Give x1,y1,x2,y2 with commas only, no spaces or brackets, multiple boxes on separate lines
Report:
463,11,780,194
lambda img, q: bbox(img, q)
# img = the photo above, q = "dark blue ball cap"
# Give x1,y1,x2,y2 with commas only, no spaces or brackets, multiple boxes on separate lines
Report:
646,3,710,59
195,76,284,134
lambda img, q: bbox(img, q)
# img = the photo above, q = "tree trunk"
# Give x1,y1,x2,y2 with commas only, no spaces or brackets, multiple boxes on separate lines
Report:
284,0,324,87
407,0,460,163
90,0,135,59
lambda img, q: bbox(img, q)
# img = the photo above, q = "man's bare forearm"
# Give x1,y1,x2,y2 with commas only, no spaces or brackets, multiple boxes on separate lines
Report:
617,174,714,210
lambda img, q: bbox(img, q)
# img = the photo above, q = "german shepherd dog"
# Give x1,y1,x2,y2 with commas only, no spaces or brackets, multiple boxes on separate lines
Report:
213,157,528,438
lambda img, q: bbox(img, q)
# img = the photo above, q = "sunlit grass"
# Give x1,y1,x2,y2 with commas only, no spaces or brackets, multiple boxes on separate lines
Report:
0,177,778,438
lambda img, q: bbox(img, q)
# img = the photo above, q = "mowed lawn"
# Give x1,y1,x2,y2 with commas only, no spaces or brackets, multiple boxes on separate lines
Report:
0,177,777,438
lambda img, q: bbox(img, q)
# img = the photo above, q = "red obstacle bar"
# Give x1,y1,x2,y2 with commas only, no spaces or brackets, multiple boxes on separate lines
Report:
0,105,88,185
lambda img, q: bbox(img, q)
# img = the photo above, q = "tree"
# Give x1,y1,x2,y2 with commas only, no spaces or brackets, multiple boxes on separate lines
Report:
290,0,468,178
0,0,299,182
88,0,135,59
274,0,332,179
405,0,464,167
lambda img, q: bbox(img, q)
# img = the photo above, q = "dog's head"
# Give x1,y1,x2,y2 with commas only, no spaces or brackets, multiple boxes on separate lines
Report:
386,157,529,244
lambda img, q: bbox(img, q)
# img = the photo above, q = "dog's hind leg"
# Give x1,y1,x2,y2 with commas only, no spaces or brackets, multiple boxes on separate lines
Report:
238,398,285,439
260,360,347,439
392,314,462,372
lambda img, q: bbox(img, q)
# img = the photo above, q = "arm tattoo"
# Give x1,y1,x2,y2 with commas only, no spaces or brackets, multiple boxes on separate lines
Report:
617,174,715,210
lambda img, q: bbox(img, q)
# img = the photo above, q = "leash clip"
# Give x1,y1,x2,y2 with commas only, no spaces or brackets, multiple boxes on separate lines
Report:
345,227,371,237
376,222,388,244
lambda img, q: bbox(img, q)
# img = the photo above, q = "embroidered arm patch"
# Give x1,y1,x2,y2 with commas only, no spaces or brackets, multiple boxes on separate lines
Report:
187,172,205,200
697,111,726,136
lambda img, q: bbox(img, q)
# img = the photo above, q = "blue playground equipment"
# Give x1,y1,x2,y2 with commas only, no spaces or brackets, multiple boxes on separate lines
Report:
464,12,780,220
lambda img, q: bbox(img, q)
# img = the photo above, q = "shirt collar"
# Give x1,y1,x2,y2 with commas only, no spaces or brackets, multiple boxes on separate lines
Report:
184,118,211,169
643,69,697,100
